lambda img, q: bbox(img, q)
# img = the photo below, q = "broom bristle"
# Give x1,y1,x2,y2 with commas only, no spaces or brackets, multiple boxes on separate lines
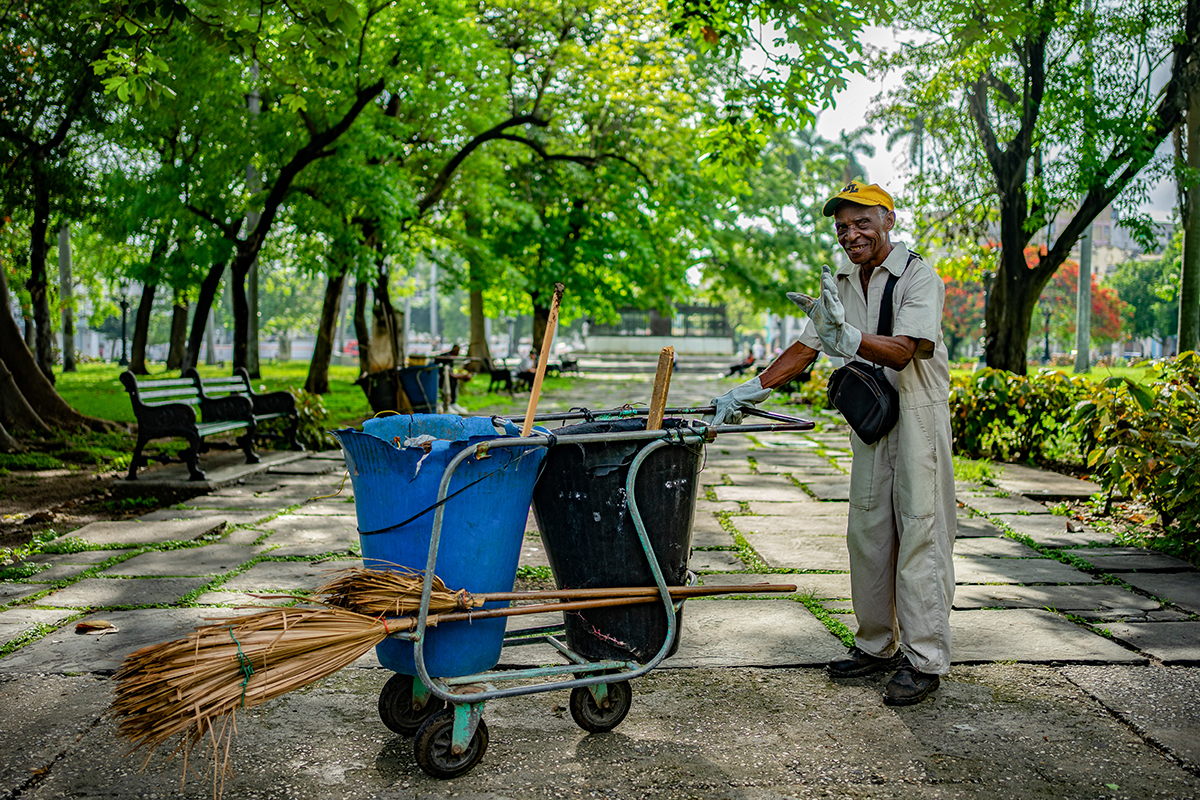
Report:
316,564,472,615
109,605,391,767
108,563,474,797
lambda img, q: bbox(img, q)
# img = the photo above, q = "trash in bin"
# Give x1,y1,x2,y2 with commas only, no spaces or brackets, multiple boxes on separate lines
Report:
531,417,702,663
334,414,545,676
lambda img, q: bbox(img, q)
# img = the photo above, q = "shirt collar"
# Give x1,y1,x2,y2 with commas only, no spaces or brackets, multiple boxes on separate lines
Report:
835,241,909,279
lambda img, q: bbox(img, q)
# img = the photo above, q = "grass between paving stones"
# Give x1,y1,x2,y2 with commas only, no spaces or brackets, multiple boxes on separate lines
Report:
516,565,553,582
0,614,87,659
796,593,855,647
714,512,769,572
983,515,1198,623
785,474,819,499
1064,613,1116,638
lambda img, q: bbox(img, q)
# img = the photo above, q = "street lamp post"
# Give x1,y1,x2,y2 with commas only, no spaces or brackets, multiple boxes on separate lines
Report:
118,292,130,367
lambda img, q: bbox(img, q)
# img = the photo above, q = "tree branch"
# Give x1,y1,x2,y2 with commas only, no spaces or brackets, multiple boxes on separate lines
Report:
412,113,549,218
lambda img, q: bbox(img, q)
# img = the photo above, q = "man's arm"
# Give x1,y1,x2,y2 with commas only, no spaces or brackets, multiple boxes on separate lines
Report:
857,333,919,371
758,341,819,389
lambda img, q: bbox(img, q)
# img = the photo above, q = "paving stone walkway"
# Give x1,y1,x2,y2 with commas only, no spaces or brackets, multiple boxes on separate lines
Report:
1,361,1198,797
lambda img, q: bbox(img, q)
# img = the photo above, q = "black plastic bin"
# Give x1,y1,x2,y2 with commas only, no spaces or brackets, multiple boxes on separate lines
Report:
531,418,703,663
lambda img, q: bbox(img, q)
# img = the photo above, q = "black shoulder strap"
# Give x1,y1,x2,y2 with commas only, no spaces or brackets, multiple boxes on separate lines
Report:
876,250,920,336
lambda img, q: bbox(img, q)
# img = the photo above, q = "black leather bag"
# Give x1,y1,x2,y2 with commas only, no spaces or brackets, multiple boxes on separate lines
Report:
827,265,906,445
827,360,899,445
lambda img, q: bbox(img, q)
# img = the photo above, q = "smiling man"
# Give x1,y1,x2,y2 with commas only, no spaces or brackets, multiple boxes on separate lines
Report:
710,180,956,706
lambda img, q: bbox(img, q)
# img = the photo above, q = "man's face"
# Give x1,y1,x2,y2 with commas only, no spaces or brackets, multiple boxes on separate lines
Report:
834,203,895,268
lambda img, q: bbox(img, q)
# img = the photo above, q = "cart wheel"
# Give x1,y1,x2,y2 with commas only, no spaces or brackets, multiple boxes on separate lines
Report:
413,708,489,779
569,680,632,733
378,673,445,736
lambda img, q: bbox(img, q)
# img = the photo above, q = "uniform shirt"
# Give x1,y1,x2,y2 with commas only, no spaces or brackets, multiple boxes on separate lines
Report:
798,242,950,408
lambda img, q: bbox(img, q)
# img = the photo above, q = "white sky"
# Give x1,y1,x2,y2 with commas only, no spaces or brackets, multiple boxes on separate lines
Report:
808,26,1178,221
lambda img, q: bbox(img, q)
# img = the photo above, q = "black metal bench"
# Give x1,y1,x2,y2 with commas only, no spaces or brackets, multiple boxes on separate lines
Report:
120,371,259,481
185,368,301,452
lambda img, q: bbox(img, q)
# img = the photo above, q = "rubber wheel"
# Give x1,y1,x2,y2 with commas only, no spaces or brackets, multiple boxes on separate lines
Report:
378,673,445,736
413,708,489,779
569,680,632,733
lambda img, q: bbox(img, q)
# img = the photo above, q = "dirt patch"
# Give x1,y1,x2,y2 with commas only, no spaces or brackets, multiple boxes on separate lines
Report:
0,463,192,554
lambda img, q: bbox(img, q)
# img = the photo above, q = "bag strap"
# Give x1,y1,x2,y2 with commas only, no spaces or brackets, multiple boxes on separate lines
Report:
876,250,921,337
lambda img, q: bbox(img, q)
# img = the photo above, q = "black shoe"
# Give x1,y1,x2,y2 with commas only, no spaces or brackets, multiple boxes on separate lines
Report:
828,647,904,678
883,659,940,706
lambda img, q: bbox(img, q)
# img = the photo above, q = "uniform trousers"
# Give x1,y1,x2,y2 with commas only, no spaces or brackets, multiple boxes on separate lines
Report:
845,399,957,675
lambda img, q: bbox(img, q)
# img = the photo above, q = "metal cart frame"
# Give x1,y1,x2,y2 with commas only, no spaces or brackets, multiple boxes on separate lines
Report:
375,406,813,777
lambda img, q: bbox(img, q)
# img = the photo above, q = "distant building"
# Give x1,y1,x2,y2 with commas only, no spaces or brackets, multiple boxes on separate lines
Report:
584,304,734,355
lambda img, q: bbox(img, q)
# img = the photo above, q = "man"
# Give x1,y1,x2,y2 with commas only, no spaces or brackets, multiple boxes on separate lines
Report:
710,180,956,706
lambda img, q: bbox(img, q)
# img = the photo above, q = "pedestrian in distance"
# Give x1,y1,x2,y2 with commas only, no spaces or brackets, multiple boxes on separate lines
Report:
709,180,956,706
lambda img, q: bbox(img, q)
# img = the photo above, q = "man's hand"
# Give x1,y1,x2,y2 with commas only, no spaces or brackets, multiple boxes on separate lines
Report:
789,267,862,359
708,375,772,425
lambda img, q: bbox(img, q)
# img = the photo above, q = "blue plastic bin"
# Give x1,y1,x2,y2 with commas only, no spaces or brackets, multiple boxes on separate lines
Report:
334,415,545,677
398,365,439,413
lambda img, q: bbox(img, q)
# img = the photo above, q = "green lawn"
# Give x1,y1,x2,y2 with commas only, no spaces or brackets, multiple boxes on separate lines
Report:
55,361,576,430
56,362,369,429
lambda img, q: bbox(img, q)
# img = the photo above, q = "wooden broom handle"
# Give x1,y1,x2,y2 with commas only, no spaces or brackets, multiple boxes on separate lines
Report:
647,345,674,430
521,283,565,437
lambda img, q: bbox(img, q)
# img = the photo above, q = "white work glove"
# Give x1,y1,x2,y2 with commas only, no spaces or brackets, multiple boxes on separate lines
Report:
787,266,862,359
709,375,772,426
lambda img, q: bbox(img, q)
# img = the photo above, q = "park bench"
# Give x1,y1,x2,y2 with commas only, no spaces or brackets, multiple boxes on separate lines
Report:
120,371,259,482
184,368,302,453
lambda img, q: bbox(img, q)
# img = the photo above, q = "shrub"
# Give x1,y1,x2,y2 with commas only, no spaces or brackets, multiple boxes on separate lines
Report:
1074,353,1200,544
781,367,830,411
950,367,1090,463
289,389,340,451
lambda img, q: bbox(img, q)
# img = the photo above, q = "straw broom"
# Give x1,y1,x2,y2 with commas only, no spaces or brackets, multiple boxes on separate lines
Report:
109,564,793,796
109,604,394,795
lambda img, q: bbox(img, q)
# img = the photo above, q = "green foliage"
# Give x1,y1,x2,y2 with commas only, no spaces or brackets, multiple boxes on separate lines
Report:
1074,354,1200,541
780,366,830,411
515,565,552,581
950,368,1091,463
0,561,49,580
0,453,64,471
287,389,339,451
952,455,998,486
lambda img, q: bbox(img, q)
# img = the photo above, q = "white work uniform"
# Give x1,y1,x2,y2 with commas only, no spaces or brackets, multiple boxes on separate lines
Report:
798,242,957,674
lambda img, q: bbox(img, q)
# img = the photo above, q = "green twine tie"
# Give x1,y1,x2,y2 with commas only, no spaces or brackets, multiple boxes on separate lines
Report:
229,627,254,707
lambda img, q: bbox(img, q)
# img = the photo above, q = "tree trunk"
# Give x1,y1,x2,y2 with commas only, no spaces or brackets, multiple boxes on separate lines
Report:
129,282,156,375
166,292,188,370
1180,84,1200,354
0,417,21,452
984,244,1050,375
305,266,347,394
467,288,492,373
230,247,252,374
184,260,226,373
58,224,75,372
0,306,110,430
353,279,370,376
367,269,404,373
464,212,492,373
28,162,55,381
0,352,51,434
530,289,551,356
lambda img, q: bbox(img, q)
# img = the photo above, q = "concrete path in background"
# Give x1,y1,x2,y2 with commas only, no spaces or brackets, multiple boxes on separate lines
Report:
1,358,1198,799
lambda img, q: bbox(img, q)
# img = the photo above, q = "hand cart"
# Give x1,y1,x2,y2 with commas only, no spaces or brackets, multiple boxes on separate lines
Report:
363,406,813,778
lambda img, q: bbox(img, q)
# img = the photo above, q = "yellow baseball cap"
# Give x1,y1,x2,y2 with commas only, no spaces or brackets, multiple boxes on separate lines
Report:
822,180,895,217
